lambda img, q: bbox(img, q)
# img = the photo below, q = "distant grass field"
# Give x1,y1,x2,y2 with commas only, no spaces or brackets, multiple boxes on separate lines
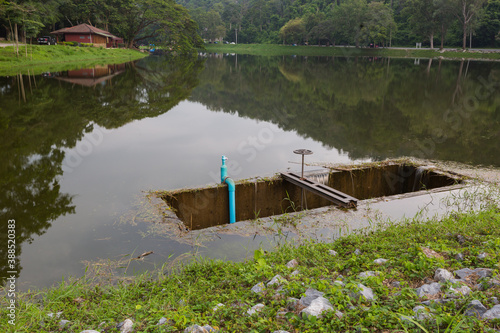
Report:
0,44,148,76
204,43,500,60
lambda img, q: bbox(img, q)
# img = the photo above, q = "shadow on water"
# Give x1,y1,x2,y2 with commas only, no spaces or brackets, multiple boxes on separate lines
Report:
0,55,206,286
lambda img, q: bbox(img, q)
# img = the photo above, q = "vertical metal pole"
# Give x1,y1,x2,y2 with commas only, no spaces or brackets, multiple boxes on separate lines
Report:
293,149,313,211
301,154,305,209
301,155,305,179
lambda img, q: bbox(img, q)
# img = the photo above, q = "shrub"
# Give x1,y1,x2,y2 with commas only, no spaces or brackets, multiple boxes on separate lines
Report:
62,41,79,47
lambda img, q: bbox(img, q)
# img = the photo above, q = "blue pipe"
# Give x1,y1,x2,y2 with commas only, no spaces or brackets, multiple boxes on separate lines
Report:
221,156,236,224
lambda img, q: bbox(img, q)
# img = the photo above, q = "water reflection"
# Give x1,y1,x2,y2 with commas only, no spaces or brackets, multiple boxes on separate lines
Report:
191,55,500,166
0,53,499,289
52,63,127,87
0,56,205,286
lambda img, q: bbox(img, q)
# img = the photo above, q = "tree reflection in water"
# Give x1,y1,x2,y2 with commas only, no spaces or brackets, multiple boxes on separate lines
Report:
0,55,206,286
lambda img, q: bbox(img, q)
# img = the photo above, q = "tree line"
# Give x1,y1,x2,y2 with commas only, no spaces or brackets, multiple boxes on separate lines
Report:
181,0,500,49
190,55,500,165
0,0,203,52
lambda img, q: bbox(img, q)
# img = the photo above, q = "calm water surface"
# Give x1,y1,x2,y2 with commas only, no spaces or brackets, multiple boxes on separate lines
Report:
1,54,499,289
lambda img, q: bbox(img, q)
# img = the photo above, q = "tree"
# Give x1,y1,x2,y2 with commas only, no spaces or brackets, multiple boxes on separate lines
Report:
110,0,203,52
308,19,337,45
404,0,439,48
0,1,44,56
475,0,500,47
332,0,368,47
222,1,244,43
193,9,226,42
279,17,305,44
452,0,487,49
433,0,455,49
361,2,396,47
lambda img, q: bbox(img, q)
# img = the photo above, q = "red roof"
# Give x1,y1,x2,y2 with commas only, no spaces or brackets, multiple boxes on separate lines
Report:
51,23,121,40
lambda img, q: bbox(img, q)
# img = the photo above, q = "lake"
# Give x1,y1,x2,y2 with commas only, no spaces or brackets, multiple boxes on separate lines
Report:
1,53,499,289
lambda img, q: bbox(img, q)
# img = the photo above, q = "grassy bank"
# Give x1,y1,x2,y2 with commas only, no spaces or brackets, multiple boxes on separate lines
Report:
204,43,500,60
0,44,148,76
1,203,499,332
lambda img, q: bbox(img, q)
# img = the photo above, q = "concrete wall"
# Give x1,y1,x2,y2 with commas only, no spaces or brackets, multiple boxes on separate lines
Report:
163,164,459,230
164,178,330,230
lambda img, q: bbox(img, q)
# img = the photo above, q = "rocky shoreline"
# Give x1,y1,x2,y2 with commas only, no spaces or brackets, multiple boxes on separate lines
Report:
48,244,500,333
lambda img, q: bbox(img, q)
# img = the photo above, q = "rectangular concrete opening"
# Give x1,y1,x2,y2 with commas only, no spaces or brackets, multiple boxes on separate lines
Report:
162,163,462,230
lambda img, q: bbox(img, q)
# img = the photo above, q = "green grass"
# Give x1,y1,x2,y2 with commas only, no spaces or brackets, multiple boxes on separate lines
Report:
1,197,499,332
0,44,148,76
204,43,500,60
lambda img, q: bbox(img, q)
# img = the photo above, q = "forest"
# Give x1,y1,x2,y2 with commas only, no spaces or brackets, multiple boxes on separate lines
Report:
183,0,500,49
0,0,500,49
0,0,499,51
0,0,203,51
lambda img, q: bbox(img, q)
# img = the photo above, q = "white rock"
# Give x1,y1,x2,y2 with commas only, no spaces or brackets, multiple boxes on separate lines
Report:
47,312,63,318
213,303,224,311
445,285,472,298
184,325,209,333
286,259,298,268
354,249,361,255
290,270,300,276
374,258,388,265
350,283,375,301
59,320,71,329
413,306,434,321
358,271,380,279
434,268,454,282
299,288,324,307
267,274,286,287
247,303,265,316
482,304,500,320
157,317,168,325
117,319,133,333
300,296,333,318
333,280,345,287
454,268,493,280
329,250,338,256
286,297,299,311
477,253,488,260
465,300,487,317
251,282,265,293
415,283,441,298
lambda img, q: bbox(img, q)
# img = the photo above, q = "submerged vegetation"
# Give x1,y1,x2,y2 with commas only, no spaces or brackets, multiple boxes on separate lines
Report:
1,192,499,332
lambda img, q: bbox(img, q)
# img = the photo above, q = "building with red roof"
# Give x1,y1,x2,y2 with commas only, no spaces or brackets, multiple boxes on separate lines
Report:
51,23,124,48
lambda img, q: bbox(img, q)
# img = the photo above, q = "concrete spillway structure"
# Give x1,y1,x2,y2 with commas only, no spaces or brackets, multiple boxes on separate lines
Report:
162,162,463,231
